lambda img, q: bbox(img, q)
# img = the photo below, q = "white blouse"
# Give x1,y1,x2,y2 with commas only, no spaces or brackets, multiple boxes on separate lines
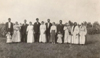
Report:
50,25,57,33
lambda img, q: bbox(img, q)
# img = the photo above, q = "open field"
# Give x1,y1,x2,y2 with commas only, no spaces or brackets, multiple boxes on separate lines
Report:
0,34,100,58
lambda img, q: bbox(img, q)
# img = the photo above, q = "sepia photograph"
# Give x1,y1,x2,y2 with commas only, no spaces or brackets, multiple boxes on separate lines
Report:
0,0,100,58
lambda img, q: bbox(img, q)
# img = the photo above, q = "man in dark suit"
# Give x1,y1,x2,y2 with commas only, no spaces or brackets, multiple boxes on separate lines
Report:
57,20,64,43
45,19,52,42
5,18,13,36
34,18,41,42
21,20,28,42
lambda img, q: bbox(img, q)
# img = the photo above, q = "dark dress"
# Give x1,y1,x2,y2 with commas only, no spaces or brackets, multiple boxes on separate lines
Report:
46,23,52,42
21,24,28,42
34,22,41,42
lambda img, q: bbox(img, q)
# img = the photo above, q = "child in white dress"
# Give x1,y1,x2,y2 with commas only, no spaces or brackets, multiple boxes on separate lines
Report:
6,32,12,43
57,33,63,43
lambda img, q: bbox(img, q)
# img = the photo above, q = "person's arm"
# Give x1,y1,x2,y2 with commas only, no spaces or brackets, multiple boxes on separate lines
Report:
50,26,52,33
85,26,87,35
26,26,29,34
76,26,80,35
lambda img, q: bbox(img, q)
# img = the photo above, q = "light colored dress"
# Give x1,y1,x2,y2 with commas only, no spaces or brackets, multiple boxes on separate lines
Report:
57,34,63,43
72,26,79,44
39,24,46,43
6,32,12,43
27,25,34,43
64,26,71,43
79,26,87,44
12,25,21,42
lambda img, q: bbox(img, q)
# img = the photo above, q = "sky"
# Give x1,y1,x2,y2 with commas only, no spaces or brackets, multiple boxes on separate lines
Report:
0,0,100,24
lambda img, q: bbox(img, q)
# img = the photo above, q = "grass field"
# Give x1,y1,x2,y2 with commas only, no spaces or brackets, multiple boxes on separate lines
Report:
0,34,100,58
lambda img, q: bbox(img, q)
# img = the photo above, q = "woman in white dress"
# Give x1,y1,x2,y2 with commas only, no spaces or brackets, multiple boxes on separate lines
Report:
27,22,34,43
39,21,46,43
12,22,21,42
71,22,79,44
79,23,87,44
64,23,71,43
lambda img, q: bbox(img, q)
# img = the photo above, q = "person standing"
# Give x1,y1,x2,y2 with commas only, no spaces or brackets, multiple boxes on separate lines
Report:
79,23,87,44
21,20,28,42
12,22,21,42
34,18,41,42
5,18,13,43
39,21,46,43
27,22,34,43
45,19,52,42
50,22,57,44
64,23,72,43
71,22,80,44
57,20,64,43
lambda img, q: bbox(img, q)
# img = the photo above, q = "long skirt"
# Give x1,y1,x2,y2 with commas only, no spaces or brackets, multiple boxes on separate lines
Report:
27,31,34,43
64,35,72,43
80,32,86,44
72,35,79,44
12,30,21,42
50,30,56,43
39,30,46,43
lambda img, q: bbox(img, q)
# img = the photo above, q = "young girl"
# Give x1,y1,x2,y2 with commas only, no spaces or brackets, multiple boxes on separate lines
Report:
6,32,12,43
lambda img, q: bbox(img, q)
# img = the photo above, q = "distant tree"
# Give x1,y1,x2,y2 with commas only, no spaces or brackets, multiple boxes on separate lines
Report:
93,21,100,34
87,22,92,28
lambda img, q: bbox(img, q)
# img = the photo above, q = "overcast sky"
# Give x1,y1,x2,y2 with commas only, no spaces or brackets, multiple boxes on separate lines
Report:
0,0,100,24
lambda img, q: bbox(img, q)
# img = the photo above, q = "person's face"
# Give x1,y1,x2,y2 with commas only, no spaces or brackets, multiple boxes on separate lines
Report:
16,22,18,25
8,18,11,22
59,20,62,24
47,19,50,22
52,22,55,25
29,22,32,25
75,23,77,26
41,21,44,24
36,19,39,22
24,20,27,23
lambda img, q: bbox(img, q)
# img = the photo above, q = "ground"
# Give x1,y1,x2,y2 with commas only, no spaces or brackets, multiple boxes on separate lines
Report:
0,34,100,58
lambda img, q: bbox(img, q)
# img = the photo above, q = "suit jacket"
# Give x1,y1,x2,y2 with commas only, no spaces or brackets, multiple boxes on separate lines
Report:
45,23,52,34
57,24,64,34
21,24,28,35
5,22,13,33
34,22,41,34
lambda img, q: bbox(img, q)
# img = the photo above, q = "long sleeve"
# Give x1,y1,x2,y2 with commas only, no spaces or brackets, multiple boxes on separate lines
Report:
84,26,87,35
55,26,57,33
63,26,66,30
26,26,29,32
76,26,79,34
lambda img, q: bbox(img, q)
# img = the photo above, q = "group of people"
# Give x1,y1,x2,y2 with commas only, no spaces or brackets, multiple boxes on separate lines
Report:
5,18,87,45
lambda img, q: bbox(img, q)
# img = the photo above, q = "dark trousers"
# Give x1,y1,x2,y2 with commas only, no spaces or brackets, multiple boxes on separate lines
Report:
46,33,50,42
21,34,27,42
34,33,40,42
